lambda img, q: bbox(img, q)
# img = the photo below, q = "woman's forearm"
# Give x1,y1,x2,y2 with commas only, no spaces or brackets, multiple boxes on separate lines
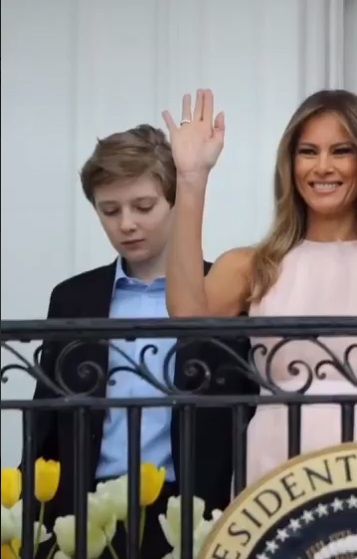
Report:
166,173,210,316
162,89,225,316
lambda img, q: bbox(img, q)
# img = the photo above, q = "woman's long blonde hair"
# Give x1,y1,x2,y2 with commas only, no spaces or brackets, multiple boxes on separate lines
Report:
251,88,357,303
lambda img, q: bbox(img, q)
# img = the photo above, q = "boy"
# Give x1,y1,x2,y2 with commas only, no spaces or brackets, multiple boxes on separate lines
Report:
34,124,257,559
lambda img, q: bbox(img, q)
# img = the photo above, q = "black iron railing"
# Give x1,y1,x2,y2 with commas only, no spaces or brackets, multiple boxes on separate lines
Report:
1,317,356,559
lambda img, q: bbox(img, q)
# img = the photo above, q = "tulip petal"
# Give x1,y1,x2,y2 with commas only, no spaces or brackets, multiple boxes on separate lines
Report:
158,514,180,549
140,463,166,506
54,516,76,555
54,552,72,559
88,492,117,529
161,553,176,559
9,501,23,541
192,497,205,529
159,495,220,559
1,543,18,559
35,458,61,502
1,469,21,508
102,515,117,544
166,496,181,530
87,523,107,559
54,515,107,559
1,506,15,544
96,478,128,521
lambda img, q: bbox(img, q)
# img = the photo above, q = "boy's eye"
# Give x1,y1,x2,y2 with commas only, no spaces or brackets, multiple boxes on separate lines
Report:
136,206,153,213
103,209,118,216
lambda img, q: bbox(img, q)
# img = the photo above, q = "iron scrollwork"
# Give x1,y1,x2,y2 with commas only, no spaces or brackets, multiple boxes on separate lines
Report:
251,336,357,393
1,326,357,397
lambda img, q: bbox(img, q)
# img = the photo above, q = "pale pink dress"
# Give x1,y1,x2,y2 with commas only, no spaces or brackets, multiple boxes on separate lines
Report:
247,239,357,484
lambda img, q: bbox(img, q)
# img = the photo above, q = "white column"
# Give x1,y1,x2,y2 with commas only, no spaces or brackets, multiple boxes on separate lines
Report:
327,0,346,88
344,0,357,92
299,0,346,96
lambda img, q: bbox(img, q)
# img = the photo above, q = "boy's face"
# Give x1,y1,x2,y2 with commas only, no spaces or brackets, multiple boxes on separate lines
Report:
94,175,173,267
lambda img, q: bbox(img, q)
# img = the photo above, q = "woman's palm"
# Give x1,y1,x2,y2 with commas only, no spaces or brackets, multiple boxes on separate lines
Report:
162,89,225,176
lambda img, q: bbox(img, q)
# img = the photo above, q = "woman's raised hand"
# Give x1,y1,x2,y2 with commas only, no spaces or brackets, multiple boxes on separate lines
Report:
162,89,225,181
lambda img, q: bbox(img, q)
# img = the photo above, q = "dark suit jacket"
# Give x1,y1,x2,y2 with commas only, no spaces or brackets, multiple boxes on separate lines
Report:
32,259,258,525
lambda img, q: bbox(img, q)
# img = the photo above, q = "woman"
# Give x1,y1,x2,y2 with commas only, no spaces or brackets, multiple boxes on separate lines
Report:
162,88,357,484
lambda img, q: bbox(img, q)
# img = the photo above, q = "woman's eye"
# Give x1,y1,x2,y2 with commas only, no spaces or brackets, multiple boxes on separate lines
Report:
334,147,354,155
297,148,316,156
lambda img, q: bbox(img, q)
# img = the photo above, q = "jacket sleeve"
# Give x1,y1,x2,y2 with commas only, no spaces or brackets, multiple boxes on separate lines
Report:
172,333,259,514
31,287,63,461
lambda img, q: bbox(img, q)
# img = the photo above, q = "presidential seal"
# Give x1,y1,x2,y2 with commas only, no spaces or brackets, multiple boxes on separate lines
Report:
199,443,357,559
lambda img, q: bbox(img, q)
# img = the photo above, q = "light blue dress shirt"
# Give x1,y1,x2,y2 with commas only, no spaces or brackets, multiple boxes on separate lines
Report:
96,259,176,481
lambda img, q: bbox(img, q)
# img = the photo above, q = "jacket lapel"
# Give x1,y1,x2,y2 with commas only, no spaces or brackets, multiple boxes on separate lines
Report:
75,261,117,477
79,260,116,317
75,261,117,397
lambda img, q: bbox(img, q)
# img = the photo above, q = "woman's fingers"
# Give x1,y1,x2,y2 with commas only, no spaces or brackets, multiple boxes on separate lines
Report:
202,89,214,127
193,89,204,121
162,110,177,133
181,93,192,123
163,89,219,135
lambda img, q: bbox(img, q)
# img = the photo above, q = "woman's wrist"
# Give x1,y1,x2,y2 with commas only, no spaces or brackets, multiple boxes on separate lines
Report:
176,170,209,192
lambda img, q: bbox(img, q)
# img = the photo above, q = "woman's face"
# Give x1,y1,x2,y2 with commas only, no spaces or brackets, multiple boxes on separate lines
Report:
294,111,357,217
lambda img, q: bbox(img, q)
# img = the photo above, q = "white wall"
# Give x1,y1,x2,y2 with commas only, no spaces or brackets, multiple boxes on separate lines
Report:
1,0,355,466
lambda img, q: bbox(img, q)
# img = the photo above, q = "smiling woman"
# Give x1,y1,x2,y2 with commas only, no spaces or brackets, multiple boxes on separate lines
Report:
294,109,357,231
251,89,357,304
163,88,357,316
163,87,357,485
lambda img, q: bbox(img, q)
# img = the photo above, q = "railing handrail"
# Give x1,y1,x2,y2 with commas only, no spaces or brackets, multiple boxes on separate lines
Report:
1,315,357,340
2,393,357,410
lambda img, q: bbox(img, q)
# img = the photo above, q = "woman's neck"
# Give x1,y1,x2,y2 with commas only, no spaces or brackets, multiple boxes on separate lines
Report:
305,211,357,242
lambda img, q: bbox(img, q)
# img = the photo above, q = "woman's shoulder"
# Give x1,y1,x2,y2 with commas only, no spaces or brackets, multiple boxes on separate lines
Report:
214,245,256,277
204,246,256,316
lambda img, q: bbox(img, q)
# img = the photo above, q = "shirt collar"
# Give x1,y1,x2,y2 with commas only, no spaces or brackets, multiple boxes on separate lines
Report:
113,256,166,290
114,257,128,282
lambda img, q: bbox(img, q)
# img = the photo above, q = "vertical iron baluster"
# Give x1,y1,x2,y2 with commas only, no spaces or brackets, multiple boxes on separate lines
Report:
180,405,195,559
341,403,355,442
74,407,88,559
287,404,301,459
21,409,36,559
127,406,141,559
232,405,247,497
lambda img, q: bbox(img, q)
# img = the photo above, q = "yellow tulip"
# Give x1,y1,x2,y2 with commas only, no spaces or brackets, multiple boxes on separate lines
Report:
1,539,20,559
140,463,165,506
1,469,21,508
1,545,14,559
35,458,60,502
